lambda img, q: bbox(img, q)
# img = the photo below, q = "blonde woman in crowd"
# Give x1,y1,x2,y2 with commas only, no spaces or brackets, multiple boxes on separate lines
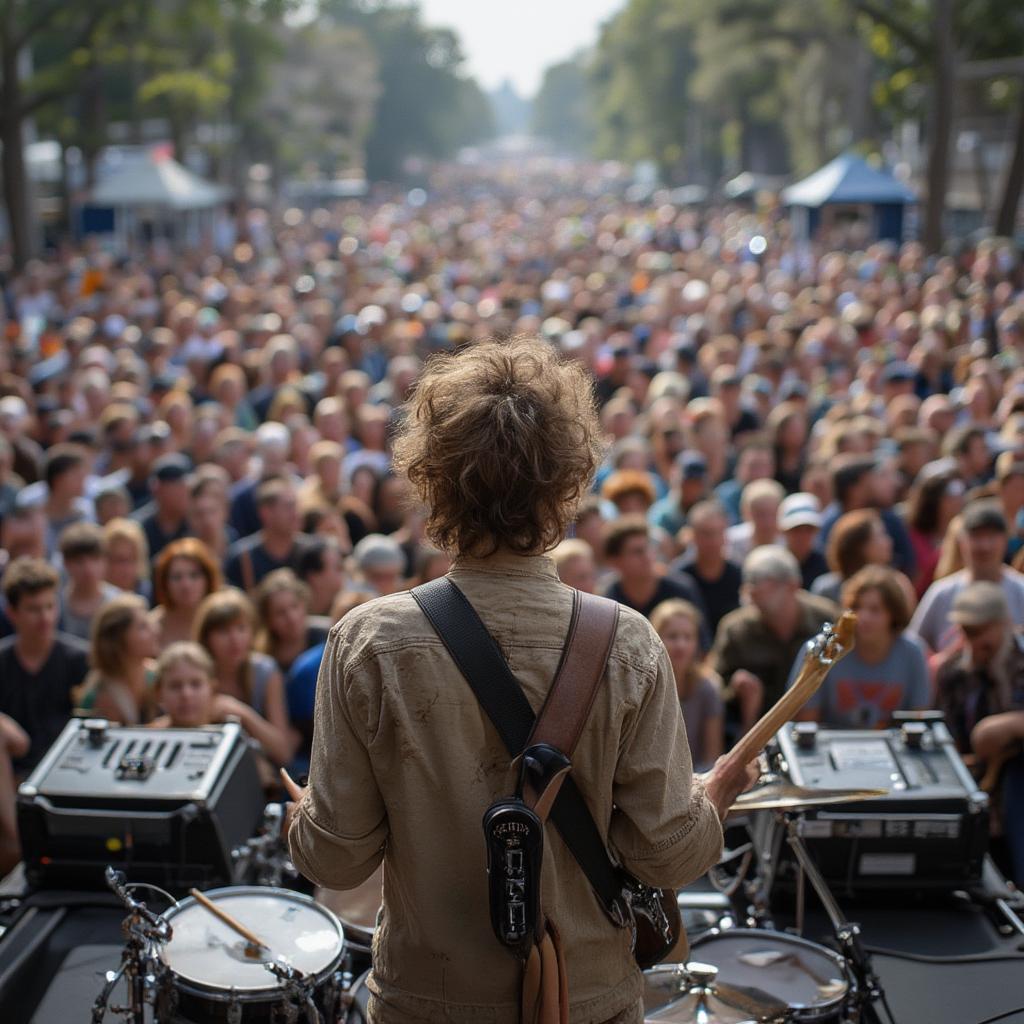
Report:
651,598,724,772
77,594,160,724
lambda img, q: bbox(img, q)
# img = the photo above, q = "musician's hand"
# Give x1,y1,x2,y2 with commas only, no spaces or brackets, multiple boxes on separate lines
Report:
700,754,760,823
729,670,764,733
280,768,309,838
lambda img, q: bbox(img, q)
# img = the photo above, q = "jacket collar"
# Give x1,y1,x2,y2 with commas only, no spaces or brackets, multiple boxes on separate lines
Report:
450,549,559,580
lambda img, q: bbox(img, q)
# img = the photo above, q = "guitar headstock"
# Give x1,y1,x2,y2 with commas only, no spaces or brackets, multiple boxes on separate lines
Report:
806,610,857,667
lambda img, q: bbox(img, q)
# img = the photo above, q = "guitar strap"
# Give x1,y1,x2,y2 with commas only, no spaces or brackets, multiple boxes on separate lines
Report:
411,577,628,924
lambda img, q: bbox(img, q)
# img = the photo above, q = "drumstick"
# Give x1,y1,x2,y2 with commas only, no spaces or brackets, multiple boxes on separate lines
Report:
189,888,269,955
725,611,857,771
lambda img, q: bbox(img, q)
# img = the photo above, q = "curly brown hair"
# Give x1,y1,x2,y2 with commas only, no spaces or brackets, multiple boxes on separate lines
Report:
393,337,604,557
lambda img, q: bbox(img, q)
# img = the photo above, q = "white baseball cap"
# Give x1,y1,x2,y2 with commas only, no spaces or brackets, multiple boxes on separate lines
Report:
778,492,822,531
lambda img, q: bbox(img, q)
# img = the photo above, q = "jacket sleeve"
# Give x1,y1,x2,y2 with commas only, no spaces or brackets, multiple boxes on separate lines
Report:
288,629,388,890
608,643,723,889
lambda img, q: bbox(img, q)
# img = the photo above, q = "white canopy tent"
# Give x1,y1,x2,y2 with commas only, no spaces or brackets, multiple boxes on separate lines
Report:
88,150,230,249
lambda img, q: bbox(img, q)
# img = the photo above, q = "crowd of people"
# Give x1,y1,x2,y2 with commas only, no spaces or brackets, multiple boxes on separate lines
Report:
0,164,1022,884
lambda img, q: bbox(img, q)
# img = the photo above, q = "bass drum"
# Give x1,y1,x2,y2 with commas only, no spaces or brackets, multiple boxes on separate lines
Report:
157,886,346,1023
688,929,852,1023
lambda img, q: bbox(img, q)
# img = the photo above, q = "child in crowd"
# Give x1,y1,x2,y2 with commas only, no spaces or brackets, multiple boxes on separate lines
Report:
150,642,291,764
650,598,724,772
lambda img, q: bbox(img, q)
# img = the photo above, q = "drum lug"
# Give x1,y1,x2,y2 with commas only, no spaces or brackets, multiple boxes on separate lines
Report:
227,989,242,1024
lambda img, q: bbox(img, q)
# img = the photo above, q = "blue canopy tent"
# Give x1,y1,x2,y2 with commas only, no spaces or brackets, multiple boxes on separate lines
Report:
782,153,917,243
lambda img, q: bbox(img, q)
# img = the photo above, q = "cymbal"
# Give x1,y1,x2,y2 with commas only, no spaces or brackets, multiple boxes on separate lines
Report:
729,781,888,813
643,962,787,1023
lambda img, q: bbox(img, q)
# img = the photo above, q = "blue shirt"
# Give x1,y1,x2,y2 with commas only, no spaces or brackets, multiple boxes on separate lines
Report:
286,642,326,775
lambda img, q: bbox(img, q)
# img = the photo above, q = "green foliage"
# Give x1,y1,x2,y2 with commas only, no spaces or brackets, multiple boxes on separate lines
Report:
589,0,699,177
317,0,494,179
532,56,595,154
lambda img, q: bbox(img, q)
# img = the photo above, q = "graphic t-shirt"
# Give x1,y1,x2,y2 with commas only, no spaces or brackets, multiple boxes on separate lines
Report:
786,633,930,729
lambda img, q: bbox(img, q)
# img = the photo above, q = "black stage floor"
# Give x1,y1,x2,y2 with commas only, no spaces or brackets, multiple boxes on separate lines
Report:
2,867,1023,1023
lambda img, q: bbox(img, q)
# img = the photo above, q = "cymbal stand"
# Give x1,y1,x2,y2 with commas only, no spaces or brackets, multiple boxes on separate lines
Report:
92,868,173,1024
783,813,889,1024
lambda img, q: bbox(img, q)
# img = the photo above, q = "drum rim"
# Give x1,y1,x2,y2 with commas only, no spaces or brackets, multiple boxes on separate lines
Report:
160,885,346,997
687,926,852,1013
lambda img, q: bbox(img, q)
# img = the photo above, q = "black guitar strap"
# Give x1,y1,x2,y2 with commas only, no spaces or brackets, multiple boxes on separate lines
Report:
411,576,628,925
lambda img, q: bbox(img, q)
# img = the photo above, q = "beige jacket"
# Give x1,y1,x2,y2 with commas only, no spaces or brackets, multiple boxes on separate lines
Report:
289,552,723,1023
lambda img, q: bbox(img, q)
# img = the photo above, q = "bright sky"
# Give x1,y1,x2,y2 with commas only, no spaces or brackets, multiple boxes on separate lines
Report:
417,0,625,98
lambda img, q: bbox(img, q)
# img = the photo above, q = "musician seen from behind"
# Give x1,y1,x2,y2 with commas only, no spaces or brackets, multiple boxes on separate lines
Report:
287,337,756,1023
935,581,1024,884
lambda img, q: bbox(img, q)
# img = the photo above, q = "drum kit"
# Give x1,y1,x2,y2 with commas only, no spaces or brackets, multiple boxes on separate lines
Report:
644,777,893,1024
90,777,892,1024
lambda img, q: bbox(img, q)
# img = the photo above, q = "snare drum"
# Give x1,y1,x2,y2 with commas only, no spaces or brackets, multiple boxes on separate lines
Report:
689,929,852,1023
158,886,345,1023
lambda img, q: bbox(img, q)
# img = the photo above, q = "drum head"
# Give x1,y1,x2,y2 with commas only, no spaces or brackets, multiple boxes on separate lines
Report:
161,887,345,994
690,929,849,1014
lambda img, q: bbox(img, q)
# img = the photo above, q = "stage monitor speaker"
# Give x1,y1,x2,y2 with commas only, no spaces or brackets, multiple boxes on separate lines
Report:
17,719,265,894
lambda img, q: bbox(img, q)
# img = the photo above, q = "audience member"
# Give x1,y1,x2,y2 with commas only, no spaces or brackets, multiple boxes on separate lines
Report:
352,533,406,596
778,492,829,590
151,538,222,649
911,501,1024,652
671,500,742,633
725,478,783,564
792,567,928,728
905,466,966,597
712,546,838,732
601,517,709,639
77,594,159,724
295,537,347,616
133,453,193,560
58,522,121,641
225,478,307,592
102,517,151,600
550,538,597,594
818,454,916,575
193,589,294,765
255,569,330,674
151,642,292,762
935,583,1024,883
651,599,723,771
0,558,88,772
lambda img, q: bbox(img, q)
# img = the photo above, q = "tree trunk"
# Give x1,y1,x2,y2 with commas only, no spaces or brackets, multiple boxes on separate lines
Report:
1,45,33,273
924,0,955,254
994,83,1024,237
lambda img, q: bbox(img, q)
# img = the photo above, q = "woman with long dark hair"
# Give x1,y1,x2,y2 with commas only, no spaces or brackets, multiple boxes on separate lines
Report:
906,468,965,597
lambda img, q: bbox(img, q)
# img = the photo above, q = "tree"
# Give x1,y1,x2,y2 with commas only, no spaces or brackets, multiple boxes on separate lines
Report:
532,56,595,155
259,20,379,177
0,0,126,270
854,0,1024,249
590,0,702,182
318,1,493,180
